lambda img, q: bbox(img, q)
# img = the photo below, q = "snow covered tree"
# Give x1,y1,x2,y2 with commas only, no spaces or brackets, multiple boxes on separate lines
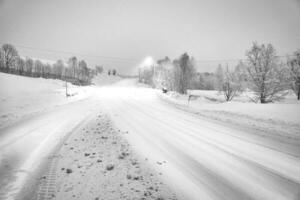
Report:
234,61,248,90
197,73,205,89
215,64,224,91
34,60,43,77
53,59,65,79
16,57,25,75
108,70,111,75
175,53,196,94
154,56,173,89
0,49,5,70
78,60,88,82
44,63,52,78
112,69,117,75
246,42,289,103
25,57,34,76
1,44,19,72
287,50,300,100
68,56,78,79
95,66,103,74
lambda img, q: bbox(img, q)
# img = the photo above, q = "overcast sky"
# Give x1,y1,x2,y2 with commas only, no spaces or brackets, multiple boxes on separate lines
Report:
0,0,299,74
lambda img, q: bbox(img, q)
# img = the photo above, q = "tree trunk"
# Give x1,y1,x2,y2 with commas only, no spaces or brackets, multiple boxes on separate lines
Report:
260,95,266,103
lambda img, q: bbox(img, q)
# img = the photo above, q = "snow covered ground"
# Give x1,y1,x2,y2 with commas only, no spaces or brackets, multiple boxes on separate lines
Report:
0,73,92,130
98,79,300,200
1,73,299,200
160,89,300,124
0,73,176,200
0,73,122,130
158,89,300,141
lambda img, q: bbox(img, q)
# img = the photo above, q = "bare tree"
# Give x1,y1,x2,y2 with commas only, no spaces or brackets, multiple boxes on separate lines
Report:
287,50,300,100
1,44,19,72
25,57,34,76
0,49,4,69
16,57,25,75
78,60,89,83
246,42,289,103
222,65,242,101
34,60,43,77
53,59,65,79
68,56,78,79
44,63,52,78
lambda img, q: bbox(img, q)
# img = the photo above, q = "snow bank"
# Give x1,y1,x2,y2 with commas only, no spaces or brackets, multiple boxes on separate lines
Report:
0,73,93,129
159,89,300,127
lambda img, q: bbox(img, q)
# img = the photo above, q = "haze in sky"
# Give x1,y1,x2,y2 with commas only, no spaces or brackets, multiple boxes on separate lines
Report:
0,0,299,74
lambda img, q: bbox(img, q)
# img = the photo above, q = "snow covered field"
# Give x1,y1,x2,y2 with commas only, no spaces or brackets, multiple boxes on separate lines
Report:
0,73,92,129
160,89,300,124
158,89,300,141
0,73,123,130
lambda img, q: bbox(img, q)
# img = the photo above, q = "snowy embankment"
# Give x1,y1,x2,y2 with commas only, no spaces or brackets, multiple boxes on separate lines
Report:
0,73,93,130
0,73,122,130
158,90,300,138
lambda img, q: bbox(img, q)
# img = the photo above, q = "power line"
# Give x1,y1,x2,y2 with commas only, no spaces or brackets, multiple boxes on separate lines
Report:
0,42,140,63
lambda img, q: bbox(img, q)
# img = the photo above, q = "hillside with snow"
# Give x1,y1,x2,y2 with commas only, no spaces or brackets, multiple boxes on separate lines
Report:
0,73,121,130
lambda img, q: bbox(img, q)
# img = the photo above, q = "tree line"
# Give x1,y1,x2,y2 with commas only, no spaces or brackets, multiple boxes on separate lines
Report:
139,42,300,103
0,44,97,85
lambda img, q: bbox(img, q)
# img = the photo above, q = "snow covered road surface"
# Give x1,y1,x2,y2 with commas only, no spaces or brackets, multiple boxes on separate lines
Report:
48,113,177,200
98,79,300,200
0,98,100,200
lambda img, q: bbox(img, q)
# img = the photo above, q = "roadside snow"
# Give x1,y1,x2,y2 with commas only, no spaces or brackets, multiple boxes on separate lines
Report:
158,90,300,139
0,73,93,129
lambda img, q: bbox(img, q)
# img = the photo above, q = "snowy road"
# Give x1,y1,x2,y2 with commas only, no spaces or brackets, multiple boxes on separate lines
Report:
98,80,300,200
1,78,300,200
0,98,101,200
